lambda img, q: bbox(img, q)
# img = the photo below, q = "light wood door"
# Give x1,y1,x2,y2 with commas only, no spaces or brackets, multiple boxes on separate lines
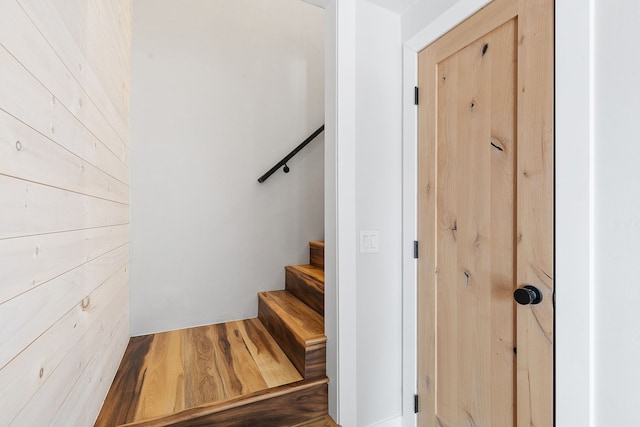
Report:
416,0,553,425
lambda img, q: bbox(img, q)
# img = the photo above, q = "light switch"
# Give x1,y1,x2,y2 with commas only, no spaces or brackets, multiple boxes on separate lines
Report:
360,230,379,253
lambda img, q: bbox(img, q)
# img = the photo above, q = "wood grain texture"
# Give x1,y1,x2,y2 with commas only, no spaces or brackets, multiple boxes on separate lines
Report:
0,245,129,371
417,0,553,426
15,0,130,143
417,44,437,425
237,318,303,388
1,263,128,423
0,174,129,240
0,0,128,161
120,378,329,427
95,320,303,426
0,224,128,305
258,291,326,379
134,330,186,420
0,35,129,181
309,241,324,269
94,335,155,427
0,6,130,426
286,265,325,316
515,0,554,424
0,109,129,205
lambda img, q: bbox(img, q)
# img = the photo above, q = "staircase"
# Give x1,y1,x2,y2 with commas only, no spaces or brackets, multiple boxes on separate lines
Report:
95,241,336,427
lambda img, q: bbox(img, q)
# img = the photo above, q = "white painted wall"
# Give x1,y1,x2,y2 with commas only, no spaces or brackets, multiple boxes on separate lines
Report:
130,0,324,335
355,2,403,425
0,0,131,424
324,0,358,424
555,0,593,425
325,1,403,425
592,1,640,425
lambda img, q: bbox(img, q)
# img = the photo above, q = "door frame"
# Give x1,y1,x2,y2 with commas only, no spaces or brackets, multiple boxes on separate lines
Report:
401,0,594,426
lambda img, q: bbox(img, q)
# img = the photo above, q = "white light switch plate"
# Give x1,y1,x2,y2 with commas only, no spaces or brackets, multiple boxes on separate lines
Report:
360,230,379,253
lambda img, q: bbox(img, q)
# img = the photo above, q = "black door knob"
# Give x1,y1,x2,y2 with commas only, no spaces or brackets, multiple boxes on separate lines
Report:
514,285,543,305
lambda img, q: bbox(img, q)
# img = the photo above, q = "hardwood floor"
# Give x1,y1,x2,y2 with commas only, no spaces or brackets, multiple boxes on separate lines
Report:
95,319,302,426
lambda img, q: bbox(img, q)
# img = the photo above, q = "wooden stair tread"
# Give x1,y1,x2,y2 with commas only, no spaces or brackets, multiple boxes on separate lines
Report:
95,319,303,427
258,291,325,347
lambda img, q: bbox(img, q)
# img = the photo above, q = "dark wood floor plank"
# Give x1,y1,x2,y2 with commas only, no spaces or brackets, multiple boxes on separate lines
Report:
95,335,154,427
134,330,185,420
218,321,269,396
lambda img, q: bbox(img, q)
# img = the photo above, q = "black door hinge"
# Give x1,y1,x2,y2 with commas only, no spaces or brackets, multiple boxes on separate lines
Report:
414,86,419,105
414,394,419,413
413,241,419,259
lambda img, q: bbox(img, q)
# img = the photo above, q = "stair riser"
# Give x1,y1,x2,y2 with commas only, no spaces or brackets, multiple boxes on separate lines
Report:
285,267,324,316
305,343,327,381
258,296,325,380
310,243,324,269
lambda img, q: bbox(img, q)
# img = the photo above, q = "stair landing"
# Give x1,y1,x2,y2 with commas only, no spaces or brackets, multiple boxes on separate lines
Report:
95,318,303,426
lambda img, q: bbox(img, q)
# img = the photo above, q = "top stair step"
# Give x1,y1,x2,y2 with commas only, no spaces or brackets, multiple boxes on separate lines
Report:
309,241,324,269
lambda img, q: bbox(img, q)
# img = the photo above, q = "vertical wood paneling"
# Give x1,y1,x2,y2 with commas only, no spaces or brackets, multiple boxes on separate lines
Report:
0,0,131,425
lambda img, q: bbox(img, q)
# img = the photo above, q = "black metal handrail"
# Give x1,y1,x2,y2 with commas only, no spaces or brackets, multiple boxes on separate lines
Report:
257,125,325,183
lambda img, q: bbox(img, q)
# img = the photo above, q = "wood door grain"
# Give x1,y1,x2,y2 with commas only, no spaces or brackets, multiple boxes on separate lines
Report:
417,0,553,425
515,0,555,424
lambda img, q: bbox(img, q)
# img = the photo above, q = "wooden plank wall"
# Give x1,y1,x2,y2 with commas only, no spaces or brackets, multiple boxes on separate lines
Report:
0,0,132,425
